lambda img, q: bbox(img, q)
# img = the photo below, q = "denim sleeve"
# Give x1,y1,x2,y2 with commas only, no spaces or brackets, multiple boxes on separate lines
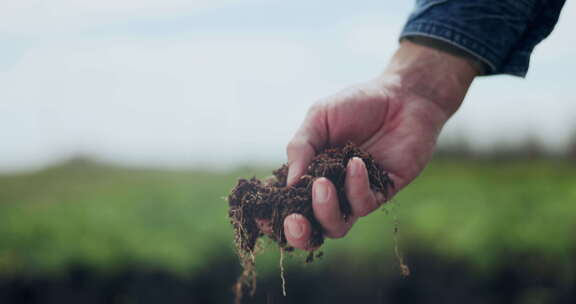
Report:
400,0,566,77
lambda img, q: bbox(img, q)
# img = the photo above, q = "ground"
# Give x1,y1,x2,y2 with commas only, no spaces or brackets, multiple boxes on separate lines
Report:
0,157,574,303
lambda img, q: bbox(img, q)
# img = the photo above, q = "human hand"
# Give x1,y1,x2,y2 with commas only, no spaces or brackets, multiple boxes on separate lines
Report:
282,41,478,250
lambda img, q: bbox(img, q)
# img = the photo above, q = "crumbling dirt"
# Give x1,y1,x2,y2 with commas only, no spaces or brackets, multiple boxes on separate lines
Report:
227,143,395,302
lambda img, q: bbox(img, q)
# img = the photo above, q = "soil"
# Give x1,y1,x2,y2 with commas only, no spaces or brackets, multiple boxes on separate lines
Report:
227,143,395,300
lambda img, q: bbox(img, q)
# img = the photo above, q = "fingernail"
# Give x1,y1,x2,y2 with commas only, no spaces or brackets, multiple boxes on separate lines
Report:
349,157,363,177
314,178,329,203
287,215,304,239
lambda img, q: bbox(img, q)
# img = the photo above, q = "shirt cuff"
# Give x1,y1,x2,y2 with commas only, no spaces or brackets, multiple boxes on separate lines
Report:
401,35,489,75
400,21,498,75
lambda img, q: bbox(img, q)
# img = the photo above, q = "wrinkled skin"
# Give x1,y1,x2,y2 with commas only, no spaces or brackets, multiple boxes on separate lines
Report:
261,41,478,250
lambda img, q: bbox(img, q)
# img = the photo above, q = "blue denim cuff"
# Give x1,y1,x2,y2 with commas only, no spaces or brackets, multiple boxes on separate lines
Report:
400,0,566,77
401,21,497,74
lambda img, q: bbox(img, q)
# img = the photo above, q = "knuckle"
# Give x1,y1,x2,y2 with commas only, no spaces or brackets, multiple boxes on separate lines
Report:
307,101,324,115
305,101,327,121
355,205,372,217
326,227,349,239
348,187,372,215
286,138,305,155
352,193,378,217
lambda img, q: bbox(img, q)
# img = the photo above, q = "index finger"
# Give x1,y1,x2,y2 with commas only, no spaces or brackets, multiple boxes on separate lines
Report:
286,138,316,186
286,104,328,186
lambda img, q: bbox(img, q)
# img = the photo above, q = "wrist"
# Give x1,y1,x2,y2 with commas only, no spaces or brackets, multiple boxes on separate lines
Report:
381,40,478,117
402,36,488,75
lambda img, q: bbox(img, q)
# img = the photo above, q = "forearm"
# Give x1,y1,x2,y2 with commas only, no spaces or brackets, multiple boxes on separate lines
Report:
382,40,478,118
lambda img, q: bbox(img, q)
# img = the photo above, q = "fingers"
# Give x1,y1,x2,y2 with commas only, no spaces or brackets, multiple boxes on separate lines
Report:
312,177,354,238
286,104,327,186
283,214,312,250
284,177,354,250
345,157,382,217
286,139,316,186
285,158,386,249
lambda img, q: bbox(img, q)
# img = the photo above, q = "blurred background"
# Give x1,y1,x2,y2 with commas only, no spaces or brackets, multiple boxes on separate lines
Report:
0,1,575,303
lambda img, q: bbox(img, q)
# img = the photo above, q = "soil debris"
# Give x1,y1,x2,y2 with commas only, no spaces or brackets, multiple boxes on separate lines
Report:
228,142,395,302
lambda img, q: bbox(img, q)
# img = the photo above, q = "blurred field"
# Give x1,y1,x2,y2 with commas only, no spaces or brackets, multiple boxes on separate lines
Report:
0,157,575,303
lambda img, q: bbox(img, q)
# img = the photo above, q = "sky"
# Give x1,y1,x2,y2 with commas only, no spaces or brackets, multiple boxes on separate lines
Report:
0,0,575,171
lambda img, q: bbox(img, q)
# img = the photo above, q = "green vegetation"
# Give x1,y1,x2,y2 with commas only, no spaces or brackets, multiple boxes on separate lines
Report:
0,158,574,277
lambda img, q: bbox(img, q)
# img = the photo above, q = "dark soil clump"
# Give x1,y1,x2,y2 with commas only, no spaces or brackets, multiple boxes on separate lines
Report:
227,143,394,300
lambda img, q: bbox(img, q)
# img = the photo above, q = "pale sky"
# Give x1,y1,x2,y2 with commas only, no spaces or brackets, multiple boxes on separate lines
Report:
0,0,575,171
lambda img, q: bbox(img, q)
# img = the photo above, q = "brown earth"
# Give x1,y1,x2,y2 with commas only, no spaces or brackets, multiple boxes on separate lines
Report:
227,143,395,301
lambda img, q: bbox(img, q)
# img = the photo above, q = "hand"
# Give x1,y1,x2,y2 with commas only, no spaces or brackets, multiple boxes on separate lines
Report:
282,41,478,250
